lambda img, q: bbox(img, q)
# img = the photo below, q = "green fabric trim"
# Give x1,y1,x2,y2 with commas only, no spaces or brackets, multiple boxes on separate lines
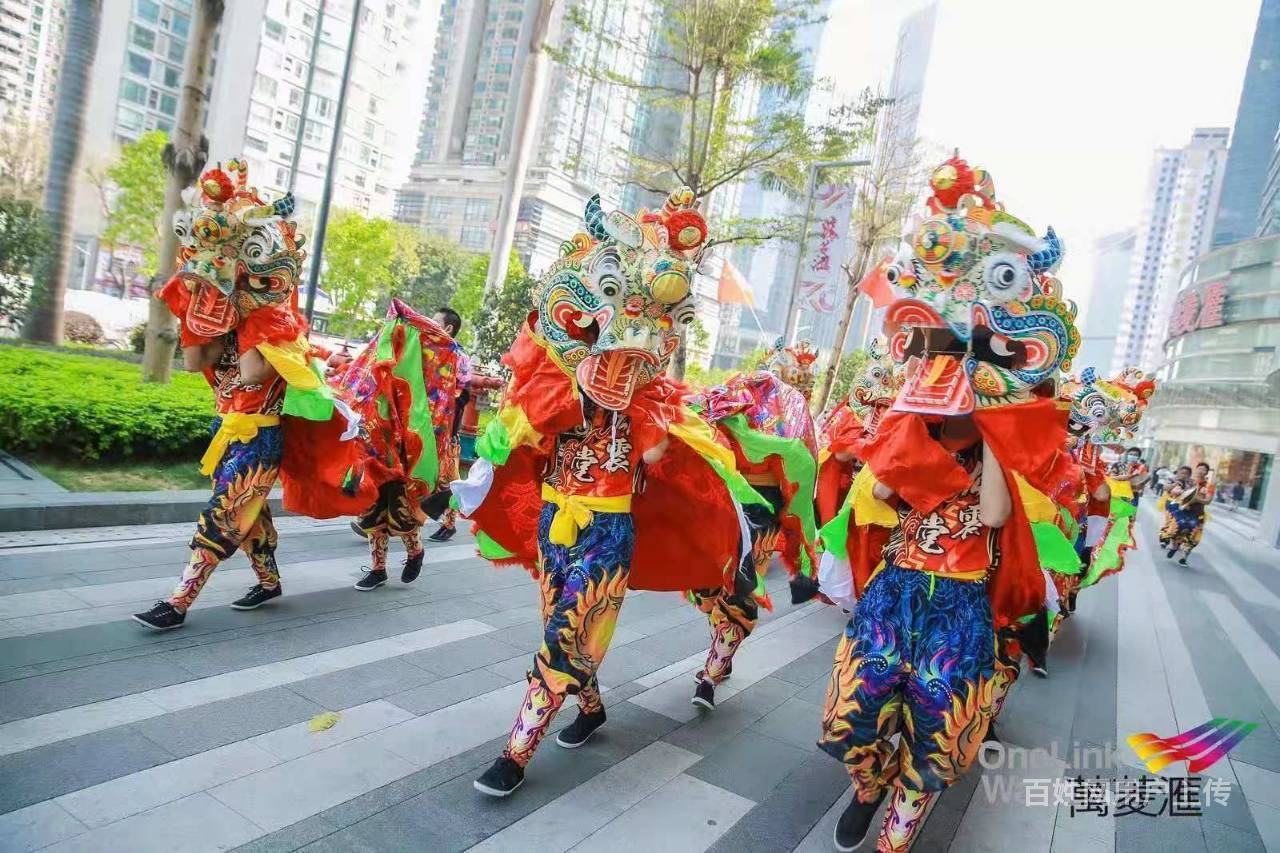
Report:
476,530,515,560
818,503,853,561
1083,498,1137,586
719,413,818,574
281,357,337,421
475,415,513,466
1032,520,1082,575
388,326,439,486
704,454,767,508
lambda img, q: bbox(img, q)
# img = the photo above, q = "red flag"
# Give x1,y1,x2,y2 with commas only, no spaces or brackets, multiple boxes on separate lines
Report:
717,259,754,307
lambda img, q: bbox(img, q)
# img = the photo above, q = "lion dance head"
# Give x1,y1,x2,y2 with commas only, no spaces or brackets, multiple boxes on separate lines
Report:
872,156,1080,415
763,338,819,400
532,188,704,410
168,158,306,338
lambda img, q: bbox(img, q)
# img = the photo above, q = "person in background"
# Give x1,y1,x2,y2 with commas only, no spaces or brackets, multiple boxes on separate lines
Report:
1113,447,1150,507
349,307,471,544
1159,463,1214,565
1229,480,1245,511
426,308,470,542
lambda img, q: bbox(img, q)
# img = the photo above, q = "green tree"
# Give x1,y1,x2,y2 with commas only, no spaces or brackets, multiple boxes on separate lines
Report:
825,347,870,411
393,232,475,313
450,250,530,362
554,0,881,377
88,130,168,294
324,210,417,338
0,198,52,330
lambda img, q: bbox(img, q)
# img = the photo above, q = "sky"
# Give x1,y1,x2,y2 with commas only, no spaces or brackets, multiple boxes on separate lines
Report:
814,0,1262,324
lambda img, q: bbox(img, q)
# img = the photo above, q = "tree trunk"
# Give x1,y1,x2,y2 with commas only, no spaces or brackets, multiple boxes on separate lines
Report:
22,0,101,344
484,0,555,297
814,241,874,414
142,0,223,383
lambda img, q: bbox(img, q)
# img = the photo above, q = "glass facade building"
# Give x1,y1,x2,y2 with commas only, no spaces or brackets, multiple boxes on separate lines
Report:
1148,234,1280,545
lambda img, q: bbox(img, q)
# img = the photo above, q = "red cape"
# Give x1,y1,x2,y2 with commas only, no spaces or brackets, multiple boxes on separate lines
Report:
465,324,750,592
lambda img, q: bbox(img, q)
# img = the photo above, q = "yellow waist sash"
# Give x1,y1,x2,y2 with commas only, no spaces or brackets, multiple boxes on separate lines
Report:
200,413,281,476
541,483,632,547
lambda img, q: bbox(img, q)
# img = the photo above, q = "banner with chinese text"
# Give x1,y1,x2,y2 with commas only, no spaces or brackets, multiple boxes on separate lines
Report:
799,183,854,313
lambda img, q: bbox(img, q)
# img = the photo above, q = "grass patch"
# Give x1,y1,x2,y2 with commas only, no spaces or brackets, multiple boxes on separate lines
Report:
31,456,209,492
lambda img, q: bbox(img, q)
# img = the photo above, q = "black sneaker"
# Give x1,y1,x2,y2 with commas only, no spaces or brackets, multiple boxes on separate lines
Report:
354,569,388,591
691,678,715,710
473,755,524,798
1031,662,1049,678
1166,546,1178,559
401,552,424,584
231,584,282,610
1178,556,1189,566
351,520,368,539
834,789,887,852
132,601,185,631
427,525,456,543
790,573,820,604
556,709,606,748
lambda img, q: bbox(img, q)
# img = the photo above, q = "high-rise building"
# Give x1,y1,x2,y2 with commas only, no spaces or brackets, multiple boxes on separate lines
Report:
0,0,66,126
1211,0,1280,249
1259,125,1280,238
396,0,656,272
72,0,432,293
1112,128,1229,372
716,0,936,368
1075,229,1135,374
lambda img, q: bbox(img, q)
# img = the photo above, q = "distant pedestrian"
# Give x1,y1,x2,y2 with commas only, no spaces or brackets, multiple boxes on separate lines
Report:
1159,463,1213,565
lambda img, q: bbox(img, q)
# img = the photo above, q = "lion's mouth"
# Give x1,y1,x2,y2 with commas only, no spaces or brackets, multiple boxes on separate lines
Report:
575,349,659,411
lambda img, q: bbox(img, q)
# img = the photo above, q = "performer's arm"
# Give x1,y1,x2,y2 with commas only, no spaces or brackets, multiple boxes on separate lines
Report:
979,442,1011,528
182,340,223,372
239,347,279,384
872,481,895,501
642,436,670,464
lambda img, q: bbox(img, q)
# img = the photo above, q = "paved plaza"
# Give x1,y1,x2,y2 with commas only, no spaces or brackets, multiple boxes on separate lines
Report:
0,506,1278,852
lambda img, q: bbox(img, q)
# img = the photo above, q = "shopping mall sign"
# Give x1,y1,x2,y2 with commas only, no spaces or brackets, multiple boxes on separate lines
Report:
1167,281,1227,340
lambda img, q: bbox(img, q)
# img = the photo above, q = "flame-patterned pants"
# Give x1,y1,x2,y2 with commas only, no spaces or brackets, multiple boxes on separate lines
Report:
356,481,424,572
504,502,634,767
818,564,996,794
169,420,283,613
688,487,784,685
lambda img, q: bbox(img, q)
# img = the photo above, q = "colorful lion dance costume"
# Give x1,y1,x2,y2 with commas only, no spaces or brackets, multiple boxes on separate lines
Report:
451,189,766,794
683,339,820,707
145,160,312,622
817,157,1081,851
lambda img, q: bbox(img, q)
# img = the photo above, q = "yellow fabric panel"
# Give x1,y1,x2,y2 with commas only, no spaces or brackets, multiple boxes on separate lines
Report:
257,336,320,390
850,464,899,528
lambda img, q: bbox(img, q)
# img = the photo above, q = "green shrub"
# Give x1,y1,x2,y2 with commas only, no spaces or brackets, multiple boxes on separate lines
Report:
0,345,213,462
129,323,146,353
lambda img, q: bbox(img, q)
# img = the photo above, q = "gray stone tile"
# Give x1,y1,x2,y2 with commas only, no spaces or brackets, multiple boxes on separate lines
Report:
0,656,195,723
484,654,533,683
43,792,261,853
129,686,323,758
661,675,801,756
748,696,824,752
1115,806,1208,852
627,618,715,662
797,673,831,706
385,669,514,715
596,644,667,687
485,620,546,653
401,634,525,678
705,750,851,853
288,657,434,709
772,635,839,686
0,801,87,852
0,726,174,814
686,731,811,802
1201,817,1265,853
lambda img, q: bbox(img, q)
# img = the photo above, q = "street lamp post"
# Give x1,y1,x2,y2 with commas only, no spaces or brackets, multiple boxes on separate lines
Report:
782,158,870,345
305,0,363,323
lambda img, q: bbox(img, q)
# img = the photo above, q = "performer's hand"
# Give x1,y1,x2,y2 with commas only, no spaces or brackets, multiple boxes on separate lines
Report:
240,347,279,385
835,450,854,462
182,339,223,372
872,480,895,501
642,436,670,464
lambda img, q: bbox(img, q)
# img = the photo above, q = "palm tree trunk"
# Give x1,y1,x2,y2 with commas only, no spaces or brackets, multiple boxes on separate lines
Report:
23,0,101,344
142,0,224,383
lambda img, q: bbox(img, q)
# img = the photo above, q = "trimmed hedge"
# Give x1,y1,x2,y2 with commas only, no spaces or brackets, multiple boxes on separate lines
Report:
0,345,214,462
